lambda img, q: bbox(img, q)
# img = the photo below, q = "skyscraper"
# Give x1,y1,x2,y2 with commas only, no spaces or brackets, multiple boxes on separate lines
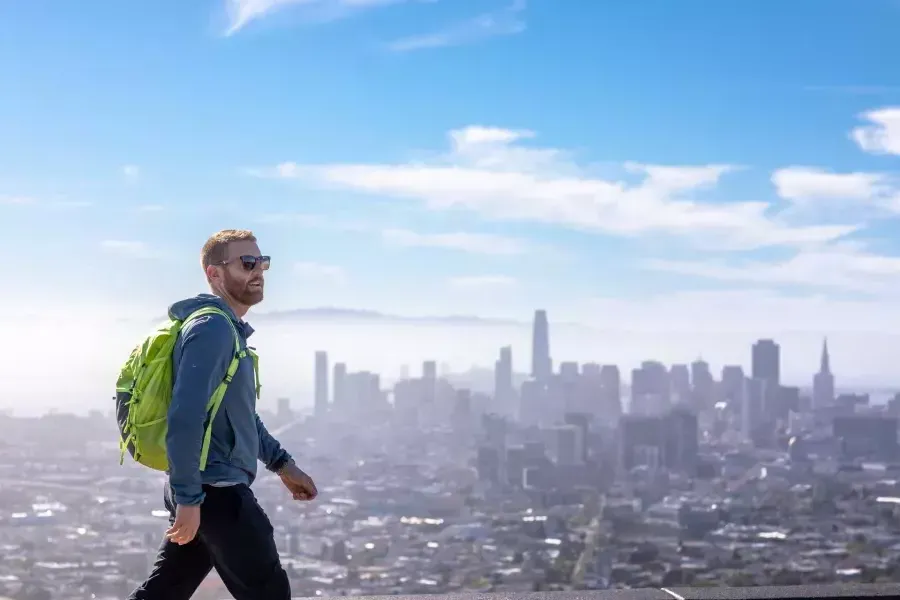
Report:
813,338,835,408
452,389,473,432
493,346,514,416
531,309,551,381
422,360,437,381
599,365,622,419
314,351,328,417
751,339,780,386
564,412,591,463
277,397,292,419
582,363,601,376
550,424,582,466
690,359,714,410
666,407,699,473
631,361,670,415
620,411,699,473
669,364,691,404
721,365,745,413
519,379,547,426
559,361,579,381
743,377,767,443
332,362,347,407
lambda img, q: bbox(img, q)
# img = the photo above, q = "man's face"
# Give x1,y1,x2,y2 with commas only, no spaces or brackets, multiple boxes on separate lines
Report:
219,240,268,307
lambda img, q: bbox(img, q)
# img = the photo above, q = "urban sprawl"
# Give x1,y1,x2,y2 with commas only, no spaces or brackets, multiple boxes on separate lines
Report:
2,310,900,599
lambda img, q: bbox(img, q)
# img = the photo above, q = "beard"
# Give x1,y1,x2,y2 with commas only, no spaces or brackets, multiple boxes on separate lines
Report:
223,270,264,307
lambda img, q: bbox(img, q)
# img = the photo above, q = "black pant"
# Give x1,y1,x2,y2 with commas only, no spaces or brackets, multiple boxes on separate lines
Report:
128,482,290,600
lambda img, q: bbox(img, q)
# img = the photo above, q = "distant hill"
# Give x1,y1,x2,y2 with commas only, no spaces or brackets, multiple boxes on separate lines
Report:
132,307,525,327
251,307,523,327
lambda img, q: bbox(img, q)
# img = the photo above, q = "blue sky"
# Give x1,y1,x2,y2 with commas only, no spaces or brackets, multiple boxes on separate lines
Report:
4,0,900,409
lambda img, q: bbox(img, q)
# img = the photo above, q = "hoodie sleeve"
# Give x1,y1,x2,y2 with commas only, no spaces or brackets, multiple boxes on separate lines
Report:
257,413,292,472
166,314,235,506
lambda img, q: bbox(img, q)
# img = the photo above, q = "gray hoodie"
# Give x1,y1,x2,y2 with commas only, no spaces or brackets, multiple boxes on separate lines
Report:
166,294,291,506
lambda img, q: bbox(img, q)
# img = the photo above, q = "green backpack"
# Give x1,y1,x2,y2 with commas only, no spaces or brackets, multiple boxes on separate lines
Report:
115,306,260,472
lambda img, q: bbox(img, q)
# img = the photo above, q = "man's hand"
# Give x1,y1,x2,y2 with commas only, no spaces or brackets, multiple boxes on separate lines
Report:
279,461,318,501
166,504,201,545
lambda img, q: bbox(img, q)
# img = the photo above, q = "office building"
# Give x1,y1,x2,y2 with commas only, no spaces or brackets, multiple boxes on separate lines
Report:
752,339,780,386
531,310,552,382
314,351,328,417
813,338,835,409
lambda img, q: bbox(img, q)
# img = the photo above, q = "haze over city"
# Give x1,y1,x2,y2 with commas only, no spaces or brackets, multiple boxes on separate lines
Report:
3,309,900,416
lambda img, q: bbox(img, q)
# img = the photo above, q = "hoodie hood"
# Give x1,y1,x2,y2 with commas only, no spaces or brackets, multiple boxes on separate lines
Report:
168,293,255,338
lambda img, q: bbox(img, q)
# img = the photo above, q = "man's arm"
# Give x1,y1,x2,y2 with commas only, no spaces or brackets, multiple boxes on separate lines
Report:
166,315,234,506
260,416,316,501
256,414,292,473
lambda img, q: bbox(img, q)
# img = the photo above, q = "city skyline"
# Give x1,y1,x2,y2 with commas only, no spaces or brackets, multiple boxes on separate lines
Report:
6,304,899,417
311,311,846,420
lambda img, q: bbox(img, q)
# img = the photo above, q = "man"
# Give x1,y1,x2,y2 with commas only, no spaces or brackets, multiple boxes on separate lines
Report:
129,229,317,600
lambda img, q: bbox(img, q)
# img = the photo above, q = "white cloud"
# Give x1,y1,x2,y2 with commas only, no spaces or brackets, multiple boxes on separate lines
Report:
387,0,526,52
223,0,409,36
771,166,891,202
100,240,158,259
851,107,900,155
644,244,900,294
122,165,140,182
256,213,530,255
257,125,858,251
451,126,533,147
294,261,347,284
381,228,528,255
448,275,516,288
625,162,735,192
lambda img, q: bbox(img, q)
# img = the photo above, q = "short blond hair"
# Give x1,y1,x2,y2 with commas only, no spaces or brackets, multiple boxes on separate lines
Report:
201,229,257,269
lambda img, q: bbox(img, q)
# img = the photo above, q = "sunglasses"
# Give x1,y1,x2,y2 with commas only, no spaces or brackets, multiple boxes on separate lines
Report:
220,255,271,272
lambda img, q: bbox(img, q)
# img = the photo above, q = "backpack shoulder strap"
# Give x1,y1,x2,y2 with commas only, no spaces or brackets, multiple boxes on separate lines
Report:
248,348,261,400
183,307,242,355
182,307,246,470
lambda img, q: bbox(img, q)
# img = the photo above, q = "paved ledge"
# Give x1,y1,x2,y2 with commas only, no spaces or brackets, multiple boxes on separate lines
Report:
305,585,900,600
664,583,900,599
322,592,670,600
